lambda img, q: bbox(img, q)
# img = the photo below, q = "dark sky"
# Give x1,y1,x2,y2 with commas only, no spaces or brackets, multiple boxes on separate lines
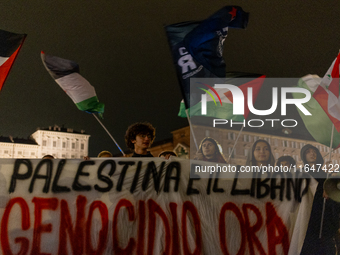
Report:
1,1,340,156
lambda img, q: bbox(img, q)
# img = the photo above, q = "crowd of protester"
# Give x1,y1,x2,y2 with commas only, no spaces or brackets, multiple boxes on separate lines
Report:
39,121,340,254
193,136,340,255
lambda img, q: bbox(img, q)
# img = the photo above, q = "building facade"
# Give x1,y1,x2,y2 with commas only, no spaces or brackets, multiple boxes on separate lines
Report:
0,136,39,158
0,125,90,159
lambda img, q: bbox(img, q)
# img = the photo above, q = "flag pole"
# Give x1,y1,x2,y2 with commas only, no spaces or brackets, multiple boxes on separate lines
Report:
92,113,126,156
227,125,244,163
322,149,335,159
185,109,199,151
319,124,335,238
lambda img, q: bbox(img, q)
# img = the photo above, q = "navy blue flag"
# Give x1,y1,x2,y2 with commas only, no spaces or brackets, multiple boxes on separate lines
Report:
165,6,249,109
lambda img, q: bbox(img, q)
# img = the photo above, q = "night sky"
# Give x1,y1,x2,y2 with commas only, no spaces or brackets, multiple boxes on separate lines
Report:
1,1,340,156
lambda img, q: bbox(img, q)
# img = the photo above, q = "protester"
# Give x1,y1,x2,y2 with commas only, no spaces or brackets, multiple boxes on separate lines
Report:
42,154,54,159
158,150,177,160
97,150,113,157
83,150,113,160
300,144,340,255
125,122,155,157
194,137,227,163
276,155,296,168
245,139,275,166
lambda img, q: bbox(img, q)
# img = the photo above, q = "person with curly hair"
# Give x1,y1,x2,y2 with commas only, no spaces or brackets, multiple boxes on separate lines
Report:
194,137,227,163
124,122,155,157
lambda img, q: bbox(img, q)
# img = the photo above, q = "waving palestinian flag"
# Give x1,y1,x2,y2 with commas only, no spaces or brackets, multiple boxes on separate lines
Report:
41,52,104,117
0,29,26,92
313,53,340,131
293,75,340,149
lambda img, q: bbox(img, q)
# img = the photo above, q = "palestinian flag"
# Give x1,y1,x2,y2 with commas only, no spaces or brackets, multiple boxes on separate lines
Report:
179,73,265,121
41,52,104,117
0,29,26,91
313,53,340,131
292,75,340,149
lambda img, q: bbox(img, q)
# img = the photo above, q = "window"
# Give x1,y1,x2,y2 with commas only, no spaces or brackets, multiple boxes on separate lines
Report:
227,133,236,140
42,140,47,146
244,149,248,157
205,130,210,137
18,151,22,155
62,154,66,158
53,141,56,147
243,135,251,143
31,152,35,156
72,143,75,149
4,150,9,154
264,137,270,143
71,155,75,158
81,143,84,150
62,142,66,148
282,140,288,147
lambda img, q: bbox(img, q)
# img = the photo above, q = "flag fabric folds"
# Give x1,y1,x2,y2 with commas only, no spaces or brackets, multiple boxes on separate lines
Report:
0,29,26,91
293,75,340,149
41,52,104,117
165,6,249,110
313,53,340,131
